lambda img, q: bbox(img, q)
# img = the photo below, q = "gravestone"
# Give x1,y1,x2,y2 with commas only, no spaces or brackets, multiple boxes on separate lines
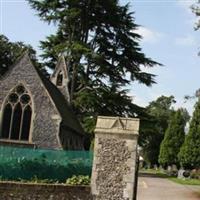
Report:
91,116,140,200
178,169,185,179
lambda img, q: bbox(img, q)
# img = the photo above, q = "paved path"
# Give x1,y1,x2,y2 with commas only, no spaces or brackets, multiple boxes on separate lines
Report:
137,175,200,200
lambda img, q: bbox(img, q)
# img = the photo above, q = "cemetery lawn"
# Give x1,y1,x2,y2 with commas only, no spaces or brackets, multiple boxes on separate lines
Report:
169,178,200,186
139,169,168,178
140,169,200,186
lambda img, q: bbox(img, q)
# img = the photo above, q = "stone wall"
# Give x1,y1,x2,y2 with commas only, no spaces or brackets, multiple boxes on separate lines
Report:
0,53,84,150
0,53,62,149
0,115,140,200
0,181,92,200
91,116,140,200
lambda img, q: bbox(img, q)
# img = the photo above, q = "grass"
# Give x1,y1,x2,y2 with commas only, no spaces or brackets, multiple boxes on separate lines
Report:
169,177,200,186
139,168,165,174
139,168,168,178
140,168,200,185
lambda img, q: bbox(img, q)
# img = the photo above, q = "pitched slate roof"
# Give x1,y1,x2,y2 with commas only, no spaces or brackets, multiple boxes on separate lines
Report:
36,67,84,136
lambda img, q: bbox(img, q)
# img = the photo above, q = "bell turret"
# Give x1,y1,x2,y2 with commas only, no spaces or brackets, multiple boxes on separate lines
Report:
50,56,70,103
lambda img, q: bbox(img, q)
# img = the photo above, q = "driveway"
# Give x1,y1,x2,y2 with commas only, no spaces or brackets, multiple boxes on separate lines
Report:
137,174,200,200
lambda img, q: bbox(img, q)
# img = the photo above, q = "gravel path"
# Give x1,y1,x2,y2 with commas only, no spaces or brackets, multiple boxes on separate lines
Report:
137,175,200,200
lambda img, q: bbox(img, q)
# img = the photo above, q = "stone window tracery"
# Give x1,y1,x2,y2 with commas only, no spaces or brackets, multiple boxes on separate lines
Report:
0,84,32,141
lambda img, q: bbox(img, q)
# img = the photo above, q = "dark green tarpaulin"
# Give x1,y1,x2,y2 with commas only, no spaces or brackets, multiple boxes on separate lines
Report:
0,146,93,182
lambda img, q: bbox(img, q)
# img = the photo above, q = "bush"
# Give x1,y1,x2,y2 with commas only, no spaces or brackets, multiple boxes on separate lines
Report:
66,175,90,185
159,109,187,167
178,100,200,169
166,170,178,177
190,169,200,179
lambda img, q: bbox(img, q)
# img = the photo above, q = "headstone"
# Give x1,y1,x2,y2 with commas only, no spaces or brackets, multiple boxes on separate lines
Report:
178,169,185,179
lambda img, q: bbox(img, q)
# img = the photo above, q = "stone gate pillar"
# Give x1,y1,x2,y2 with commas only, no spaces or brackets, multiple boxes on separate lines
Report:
91,116,140,200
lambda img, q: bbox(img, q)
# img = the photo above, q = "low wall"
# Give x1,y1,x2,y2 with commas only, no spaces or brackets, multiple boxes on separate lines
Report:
0,181,92,200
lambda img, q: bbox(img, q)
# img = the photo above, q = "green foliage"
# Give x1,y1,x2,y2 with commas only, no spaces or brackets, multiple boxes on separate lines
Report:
0,34,41,76
179,99,200,169
191,2,200,30
18,176,58,184
28,0,160,84
140,96,176,166
190,170,200,179
28,0,161,135
159,109,189,167
0,175,91,185
169,178,200,186
66,175,90,185
139,168,168,178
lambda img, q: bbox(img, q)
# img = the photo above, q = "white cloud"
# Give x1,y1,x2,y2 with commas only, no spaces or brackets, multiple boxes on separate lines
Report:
175,35,196,46
134,27,164,44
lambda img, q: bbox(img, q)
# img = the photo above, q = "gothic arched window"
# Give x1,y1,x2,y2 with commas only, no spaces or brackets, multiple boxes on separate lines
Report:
1,104,12,139
56,71,63,86
0,84,33,141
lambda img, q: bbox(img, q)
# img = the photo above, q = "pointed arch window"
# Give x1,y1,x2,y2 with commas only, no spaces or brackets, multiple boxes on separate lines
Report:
1,104,12,139
0,84,33,141
56,71,63,86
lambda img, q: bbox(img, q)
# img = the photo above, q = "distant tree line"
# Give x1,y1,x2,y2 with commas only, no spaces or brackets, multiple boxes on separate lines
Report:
0,35,40,76
142,94,200,170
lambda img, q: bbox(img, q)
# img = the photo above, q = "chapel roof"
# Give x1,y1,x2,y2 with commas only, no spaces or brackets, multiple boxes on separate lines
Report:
36,67,84,135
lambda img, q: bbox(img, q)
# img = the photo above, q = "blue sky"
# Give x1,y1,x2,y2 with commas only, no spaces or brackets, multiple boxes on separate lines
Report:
0,0,200,114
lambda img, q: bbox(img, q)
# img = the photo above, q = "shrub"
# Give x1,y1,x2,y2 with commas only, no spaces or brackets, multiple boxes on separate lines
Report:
159,109,187,167
179,100,200,169
190,169,200,179
66,175,90,185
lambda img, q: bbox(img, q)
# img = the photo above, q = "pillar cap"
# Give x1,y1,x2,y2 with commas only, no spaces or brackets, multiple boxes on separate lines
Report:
94,116,140,135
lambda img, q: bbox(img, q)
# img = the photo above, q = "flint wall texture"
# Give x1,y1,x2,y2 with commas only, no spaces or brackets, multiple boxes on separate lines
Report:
91,116,140,200
0,55,62,149
0,181,92,200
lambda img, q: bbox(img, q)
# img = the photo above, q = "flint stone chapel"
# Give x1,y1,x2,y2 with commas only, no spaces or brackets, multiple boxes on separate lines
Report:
0,53,84,150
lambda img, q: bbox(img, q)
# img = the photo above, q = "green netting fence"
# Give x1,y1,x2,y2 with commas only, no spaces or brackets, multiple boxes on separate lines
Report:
0,146,93,182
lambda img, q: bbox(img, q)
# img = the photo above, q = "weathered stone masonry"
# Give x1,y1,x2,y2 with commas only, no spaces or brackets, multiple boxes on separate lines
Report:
91,116,140,200
0,53,84,150
0,54,60,149
0,116,140,200
0,181,92,200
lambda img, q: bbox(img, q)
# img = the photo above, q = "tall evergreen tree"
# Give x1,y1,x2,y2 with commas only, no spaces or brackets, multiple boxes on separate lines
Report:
159,109,189,167
28,0,161,137
0,34,39,76
140,96,176,166
179,99,200,169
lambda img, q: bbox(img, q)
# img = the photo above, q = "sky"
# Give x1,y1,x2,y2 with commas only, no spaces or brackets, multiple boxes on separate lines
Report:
0,0,200,114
